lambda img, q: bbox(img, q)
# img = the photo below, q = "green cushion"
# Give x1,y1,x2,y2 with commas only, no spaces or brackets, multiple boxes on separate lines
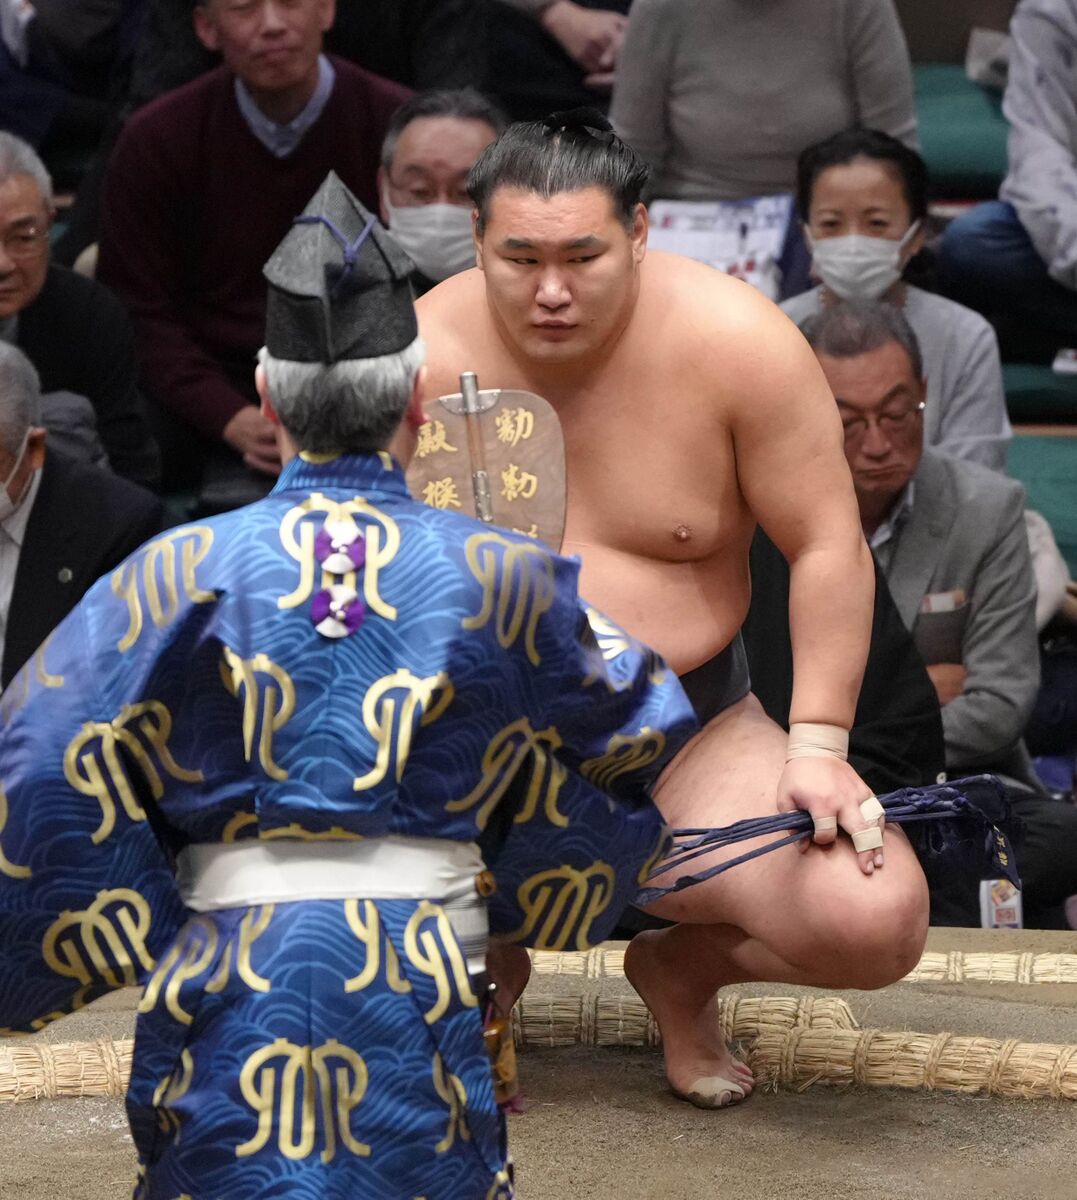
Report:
1007,434,1077,576
1003,363,1077,423
914,63,1008,198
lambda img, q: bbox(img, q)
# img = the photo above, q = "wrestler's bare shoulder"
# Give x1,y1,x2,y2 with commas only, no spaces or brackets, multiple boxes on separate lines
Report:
416,266,488,327
635,252,829,406
415,269,501,393
638,251,799,344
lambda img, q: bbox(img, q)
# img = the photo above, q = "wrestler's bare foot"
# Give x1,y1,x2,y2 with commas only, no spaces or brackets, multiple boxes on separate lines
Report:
486,941,532,1016
625,929,753,1108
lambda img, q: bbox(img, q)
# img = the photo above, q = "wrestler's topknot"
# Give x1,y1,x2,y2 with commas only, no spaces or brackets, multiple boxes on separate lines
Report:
467,108,650,234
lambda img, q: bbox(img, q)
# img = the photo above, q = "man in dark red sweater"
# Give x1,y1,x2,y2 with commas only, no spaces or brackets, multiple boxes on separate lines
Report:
98,0,410,495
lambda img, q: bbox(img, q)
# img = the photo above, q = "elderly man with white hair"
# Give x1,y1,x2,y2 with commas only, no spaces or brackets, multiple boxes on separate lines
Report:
0,340,161,687
0,132,159,489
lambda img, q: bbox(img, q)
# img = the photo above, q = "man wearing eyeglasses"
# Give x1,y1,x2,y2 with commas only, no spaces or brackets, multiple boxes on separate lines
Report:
802,299,1035,733
378,89,506,295
0,132,159,489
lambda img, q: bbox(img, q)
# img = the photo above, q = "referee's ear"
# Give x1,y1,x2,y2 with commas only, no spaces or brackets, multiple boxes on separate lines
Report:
405,366,429,431
255,364,280,425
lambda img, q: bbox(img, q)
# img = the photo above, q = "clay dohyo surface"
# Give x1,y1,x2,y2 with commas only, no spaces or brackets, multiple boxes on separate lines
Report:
1,929,1075,1200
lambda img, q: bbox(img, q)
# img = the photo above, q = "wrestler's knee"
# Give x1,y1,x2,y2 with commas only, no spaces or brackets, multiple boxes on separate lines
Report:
803,863,929,990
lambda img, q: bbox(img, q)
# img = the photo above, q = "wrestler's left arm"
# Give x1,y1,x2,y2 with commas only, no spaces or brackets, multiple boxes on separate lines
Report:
714,289,880,872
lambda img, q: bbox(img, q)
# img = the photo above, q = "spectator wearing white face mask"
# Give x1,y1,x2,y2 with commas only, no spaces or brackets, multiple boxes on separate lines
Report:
378,89,507,293
781,129,1012,473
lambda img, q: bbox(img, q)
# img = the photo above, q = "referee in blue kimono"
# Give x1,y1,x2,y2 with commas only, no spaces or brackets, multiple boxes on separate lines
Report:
0,172,696,1199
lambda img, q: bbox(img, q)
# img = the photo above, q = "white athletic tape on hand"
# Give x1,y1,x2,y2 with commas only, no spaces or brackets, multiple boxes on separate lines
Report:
851,826,885,853
812,816,838,833
859,796,885,824
786,722,849,762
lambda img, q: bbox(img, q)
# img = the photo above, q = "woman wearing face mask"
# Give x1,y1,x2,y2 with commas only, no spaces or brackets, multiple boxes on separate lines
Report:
781,128,1011,473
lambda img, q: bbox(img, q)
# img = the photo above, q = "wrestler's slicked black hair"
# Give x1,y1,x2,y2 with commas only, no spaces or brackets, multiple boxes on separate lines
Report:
799,300,924,382
467,109,650,235
795,128,929,224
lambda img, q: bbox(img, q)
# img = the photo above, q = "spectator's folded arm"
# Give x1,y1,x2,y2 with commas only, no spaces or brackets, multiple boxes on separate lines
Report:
1002,3,1077,292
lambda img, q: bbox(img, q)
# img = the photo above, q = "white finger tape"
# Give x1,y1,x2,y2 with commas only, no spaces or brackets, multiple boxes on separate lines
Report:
851,826,885,853
859,796,885,824
813,816,838,833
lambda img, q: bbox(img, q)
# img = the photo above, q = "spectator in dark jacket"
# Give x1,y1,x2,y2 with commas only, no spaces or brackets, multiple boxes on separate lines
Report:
0,342,161,690
0,132,159,489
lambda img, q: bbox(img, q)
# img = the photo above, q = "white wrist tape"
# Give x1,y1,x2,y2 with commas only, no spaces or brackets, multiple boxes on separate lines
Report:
786,722,849,763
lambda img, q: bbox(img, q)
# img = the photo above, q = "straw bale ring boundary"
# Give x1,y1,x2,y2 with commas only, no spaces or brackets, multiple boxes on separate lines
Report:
3,947,1077,1104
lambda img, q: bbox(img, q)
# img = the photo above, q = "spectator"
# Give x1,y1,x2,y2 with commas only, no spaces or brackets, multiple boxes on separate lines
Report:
98,0,409,501
610,0,917,202
783,129,1012,472
939,0,1077,356
743,529,945,801
743,530,959,925
0,132,159,488
378,89,505,293
1023,511,1077,797
803,300,1077,927
0,342,161,689
0,0,135,173
486,0,630,119
127,0,484,109
52,0,484,269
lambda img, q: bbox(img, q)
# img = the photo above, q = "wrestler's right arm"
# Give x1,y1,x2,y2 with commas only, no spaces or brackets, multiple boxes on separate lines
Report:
714,289,880,872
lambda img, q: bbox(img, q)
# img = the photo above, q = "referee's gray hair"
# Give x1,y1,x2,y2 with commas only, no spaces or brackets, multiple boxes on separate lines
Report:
799,300,923,381
0,342,42,455
0,132,53,207
258,337,425,454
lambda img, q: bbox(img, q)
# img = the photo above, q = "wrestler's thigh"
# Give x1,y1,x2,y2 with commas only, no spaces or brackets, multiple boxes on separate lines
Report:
645,694,927,957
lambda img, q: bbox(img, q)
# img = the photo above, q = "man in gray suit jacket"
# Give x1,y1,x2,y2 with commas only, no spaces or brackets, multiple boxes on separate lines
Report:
801,300,1077,927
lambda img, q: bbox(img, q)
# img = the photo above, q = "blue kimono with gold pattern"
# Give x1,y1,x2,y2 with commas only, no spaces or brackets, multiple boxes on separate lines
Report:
0,452,696,1200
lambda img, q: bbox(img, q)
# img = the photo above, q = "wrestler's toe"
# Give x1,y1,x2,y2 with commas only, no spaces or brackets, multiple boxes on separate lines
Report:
730,1057,754,1083
671,1076,746,1110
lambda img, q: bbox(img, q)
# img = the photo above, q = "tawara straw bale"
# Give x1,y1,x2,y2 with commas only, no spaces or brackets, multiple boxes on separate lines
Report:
514,994,857,1049
529,947,1077,986
750,1027,1077,1100
4,1019,1077,1104
0,997,851,1102
902,951,1077,985
0,1037,132,1103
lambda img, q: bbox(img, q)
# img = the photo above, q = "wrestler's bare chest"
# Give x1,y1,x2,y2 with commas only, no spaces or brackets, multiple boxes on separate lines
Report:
428,335,754,669
436,332,743,542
